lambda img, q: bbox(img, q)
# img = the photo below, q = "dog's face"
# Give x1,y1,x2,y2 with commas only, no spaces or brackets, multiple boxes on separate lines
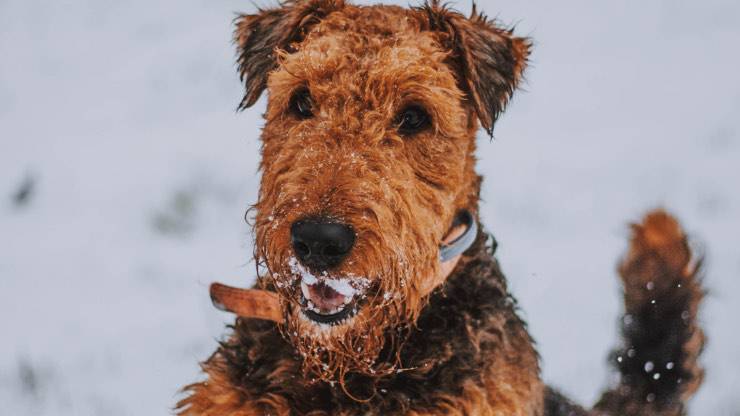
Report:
237,0,529,381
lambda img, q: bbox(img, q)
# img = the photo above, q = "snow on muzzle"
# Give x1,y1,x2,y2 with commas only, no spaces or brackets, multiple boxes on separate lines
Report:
290,258,370,325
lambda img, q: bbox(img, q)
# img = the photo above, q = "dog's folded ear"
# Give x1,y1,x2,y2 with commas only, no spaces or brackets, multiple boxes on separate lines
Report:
417,1,531,136
234,0,345,109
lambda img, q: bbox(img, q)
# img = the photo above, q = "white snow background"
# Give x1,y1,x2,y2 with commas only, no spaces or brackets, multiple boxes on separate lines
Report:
1,0,738,414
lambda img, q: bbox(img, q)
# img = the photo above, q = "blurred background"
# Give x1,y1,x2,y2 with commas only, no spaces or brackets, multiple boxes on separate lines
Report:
1,0,738,414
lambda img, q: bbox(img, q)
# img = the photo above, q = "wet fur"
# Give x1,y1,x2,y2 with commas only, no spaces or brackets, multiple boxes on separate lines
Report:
179,231,546,415
595,211,705,416
178,214,704,415
177,1,705,414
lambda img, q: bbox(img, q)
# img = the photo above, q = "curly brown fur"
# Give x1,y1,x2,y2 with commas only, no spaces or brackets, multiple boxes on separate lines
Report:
242,0,530,383
177,1,705,414
178,230,544,415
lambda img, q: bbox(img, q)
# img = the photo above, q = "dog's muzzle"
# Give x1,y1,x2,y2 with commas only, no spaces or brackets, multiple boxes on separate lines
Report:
209,210,478,323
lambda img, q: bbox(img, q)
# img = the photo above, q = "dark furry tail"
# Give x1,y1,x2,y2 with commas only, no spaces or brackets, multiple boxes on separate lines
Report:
594,210,705,416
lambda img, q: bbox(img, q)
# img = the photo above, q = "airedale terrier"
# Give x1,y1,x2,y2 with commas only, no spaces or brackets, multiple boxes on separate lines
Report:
177,1,705,414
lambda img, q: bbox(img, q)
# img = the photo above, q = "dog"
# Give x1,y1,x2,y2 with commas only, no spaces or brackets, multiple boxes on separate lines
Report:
177,1,705,414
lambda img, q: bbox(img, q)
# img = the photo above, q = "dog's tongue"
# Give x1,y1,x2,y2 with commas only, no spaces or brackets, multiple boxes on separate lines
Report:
304,281,347,312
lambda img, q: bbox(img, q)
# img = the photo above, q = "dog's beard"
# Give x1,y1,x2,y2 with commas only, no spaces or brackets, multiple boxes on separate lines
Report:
286,296,404,384
253,199,444,384
257,246,437,385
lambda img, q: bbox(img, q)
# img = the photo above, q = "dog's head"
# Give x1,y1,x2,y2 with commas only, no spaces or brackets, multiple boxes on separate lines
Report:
237,0,529,382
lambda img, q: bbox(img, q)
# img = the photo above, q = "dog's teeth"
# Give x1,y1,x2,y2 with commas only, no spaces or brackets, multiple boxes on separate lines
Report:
300,281,311,300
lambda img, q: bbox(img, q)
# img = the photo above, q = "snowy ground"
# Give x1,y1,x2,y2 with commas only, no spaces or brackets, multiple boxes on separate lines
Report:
1,0,738,414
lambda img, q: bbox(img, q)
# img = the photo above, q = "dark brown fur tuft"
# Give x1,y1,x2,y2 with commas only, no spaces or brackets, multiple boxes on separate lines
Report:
544,388,589,416
595,210,705,416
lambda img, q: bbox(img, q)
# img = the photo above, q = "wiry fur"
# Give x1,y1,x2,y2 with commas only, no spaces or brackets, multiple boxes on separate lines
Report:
248,1,496,382
595,210,705,416
179,231,545,415
177,1,705,414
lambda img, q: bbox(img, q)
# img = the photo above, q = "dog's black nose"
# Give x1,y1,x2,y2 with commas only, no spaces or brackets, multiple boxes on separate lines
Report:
290,219,355,270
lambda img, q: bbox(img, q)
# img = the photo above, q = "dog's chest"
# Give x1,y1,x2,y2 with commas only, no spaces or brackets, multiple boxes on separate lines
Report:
203,248,545,415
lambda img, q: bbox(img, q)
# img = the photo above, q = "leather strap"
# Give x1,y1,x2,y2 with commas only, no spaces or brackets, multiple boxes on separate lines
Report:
210,283,283,322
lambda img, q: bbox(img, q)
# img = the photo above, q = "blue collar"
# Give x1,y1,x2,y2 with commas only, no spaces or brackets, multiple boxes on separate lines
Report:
439,210,478,263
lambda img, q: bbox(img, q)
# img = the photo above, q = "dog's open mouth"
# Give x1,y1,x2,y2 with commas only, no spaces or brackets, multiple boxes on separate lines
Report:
300,280,359,324
290,258,369,326
299,278,365,325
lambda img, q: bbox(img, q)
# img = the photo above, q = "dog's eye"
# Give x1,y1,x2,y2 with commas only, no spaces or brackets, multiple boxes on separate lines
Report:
289,88,314,119
395,105,431,135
